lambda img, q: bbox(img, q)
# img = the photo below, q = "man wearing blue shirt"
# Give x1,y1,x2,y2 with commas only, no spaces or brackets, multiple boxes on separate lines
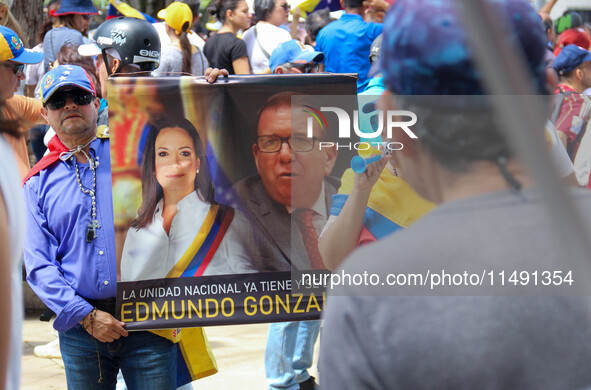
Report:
315,0,383,93
23,65,176,389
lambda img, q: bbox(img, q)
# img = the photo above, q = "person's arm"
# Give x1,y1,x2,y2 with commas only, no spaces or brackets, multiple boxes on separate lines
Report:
231,37,251,74
557,130,568,149
5,96,46,132
23,182,94,330
232,57,251,74
539,0,557,15
290,7,302,39
319,159,387,270
24,182,128,341
363,0,389,23
0,190,11,389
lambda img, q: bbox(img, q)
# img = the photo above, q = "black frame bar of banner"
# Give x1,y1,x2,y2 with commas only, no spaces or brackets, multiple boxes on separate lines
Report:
117,271,330,330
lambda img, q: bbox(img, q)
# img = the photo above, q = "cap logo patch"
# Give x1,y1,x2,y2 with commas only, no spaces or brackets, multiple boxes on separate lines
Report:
44,74,54,89
10,36,21,50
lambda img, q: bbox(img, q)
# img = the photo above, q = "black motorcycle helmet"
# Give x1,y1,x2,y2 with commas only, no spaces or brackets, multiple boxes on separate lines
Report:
92,17,161,74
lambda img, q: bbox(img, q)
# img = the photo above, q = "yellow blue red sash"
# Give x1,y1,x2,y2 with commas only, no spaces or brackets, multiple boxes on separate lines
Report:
162,204,234,385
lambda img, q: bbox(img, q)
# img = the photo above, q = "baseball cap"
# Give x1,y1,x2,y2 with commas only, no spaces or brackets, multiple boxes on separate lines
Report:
380,0,547,95
554,44,591,76
157,2,193,34
0,26,43,64
40,65,97,104
269,40,324,72
53,0,98,16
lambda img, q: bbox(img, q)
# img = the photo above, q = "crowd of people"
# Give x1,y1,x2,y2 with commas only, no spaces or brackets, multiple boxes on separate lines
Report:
2,0,591,389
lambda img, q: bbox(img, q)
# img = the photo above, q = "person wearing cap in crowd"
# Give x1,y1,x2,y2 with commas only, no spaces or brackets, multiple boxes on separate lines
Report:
153,0,209,76
0,25,45,179
0,23,42,390
269,39,323,73
320,0,591,389
43,0,97,72
315,0,383,93
552,44,591,160
203,0,251,74
22,64,177,389
153,2,206,76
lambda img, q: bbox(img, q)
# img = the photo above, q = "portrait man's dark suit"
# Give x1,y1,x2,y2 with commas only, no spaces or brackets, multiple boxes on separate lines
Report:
234,175,340,271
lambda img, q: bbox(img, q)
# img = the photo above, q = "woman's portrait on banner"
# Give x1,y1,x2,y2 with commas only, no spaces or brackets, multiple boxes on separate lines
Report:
120,116,266,281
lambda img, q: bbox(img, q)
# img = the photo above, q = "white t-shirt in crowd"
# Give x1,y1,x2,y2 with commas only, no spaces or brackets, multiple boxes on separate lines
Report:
242,22,291,73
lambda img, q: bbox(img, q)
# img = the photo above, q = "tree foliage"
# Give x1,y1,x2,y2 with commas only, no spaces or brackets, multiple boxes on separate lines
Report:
11,0,44,46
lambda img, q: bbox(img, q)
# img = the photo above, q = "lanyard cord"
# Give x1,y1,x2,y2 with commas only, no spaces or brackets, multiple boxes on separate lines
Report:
60,137,101,242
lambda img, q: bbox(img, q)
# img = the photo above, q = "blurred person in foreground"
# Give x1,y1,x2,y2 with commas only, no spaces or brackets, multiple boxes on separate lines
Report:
320,1,591,389
0,25,29,389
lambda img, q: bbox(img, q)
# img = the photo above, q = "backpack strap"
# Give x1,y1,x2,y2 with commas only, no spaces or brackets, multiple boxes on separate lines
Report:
254,25,272,60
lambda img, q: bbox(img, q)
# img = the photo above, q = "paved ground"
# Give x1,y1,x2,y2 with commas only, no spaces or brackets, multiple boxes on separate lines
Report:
21,311,320,389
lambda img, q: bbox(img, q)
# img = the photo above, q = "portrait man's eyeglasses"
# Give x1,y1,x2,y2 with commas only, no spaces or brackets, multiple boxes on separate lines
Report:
257,135,319,153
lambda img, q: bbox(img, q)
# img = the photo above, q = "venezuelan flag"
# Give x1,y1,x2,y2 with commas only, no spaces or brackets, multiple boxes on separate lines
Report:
107,0,157,22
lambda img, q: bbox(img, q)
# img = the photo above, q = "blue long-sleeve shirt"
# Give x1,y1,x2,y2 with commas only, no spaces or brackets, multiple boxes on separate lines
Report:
23,138,117,332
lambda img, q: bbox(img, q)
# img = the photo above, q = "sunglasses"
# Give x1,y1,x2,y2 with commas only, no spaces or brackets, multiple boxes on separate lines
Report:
1,62,24,76
81,14,92,20
45,90,95,110
280,2,290,10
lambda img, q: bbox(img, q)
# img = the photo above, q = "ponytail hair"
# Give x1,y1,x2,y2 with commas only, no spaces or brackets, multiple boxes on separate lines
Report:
179,28,192,73
209,0,242,23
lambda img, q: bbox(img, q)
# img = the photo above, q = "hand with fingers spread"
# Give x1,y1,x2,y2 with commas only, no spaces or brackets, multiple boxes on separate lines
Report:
81,309,128,343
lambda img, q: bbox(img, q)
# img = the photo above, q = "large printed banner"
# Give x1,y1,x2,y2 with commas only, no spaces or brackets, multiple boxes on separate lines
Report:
110,74,357,330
